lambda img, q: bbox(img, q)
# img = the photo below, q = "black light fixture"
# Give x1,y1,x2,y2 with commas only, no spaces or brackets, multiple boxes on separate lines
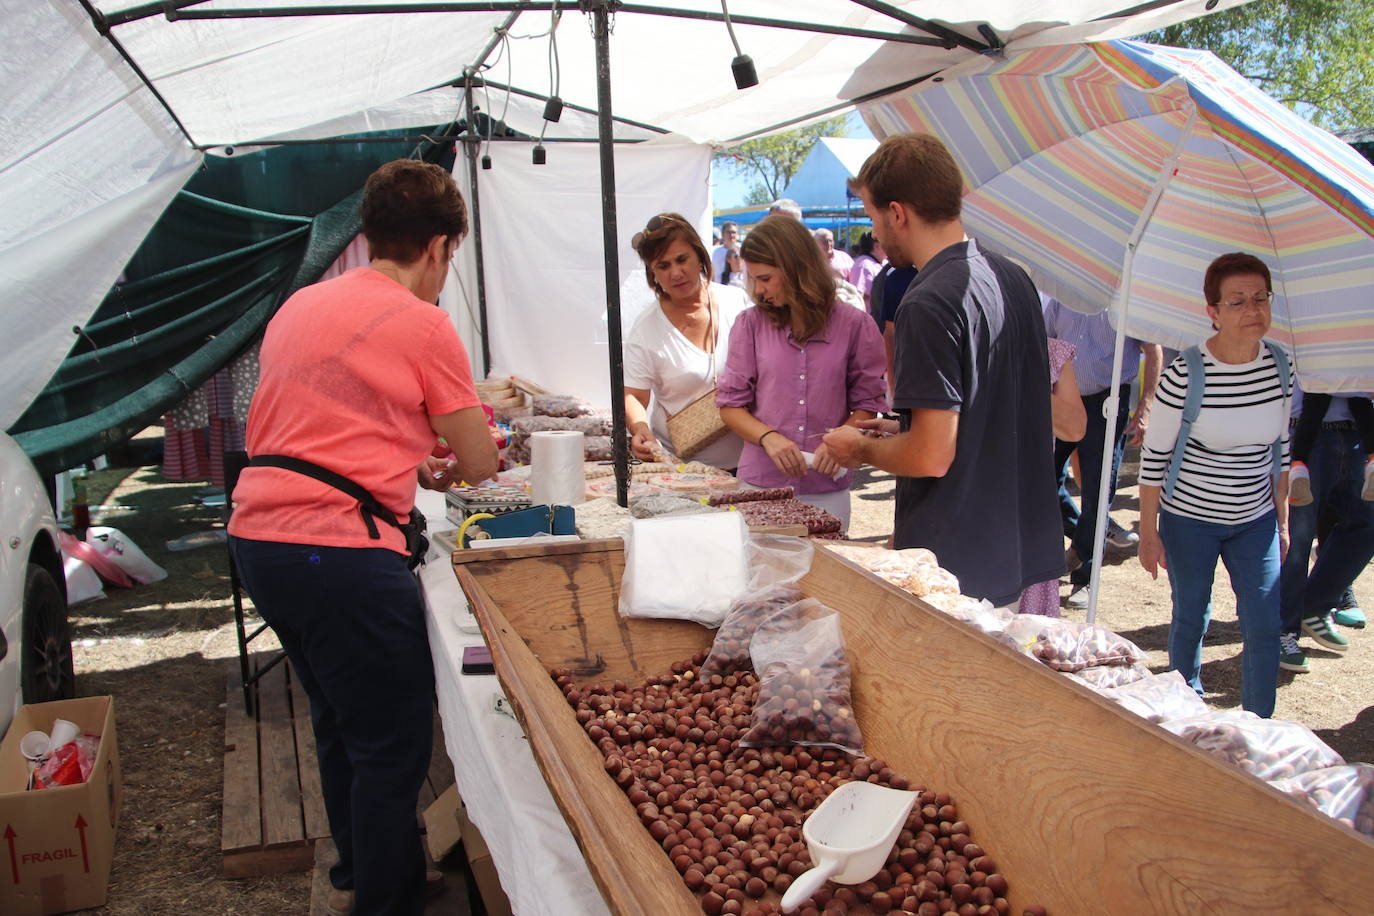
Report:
543,96,564,123
731,55,758,91
481,153,492,170
721,0,758,90
532,144,547,165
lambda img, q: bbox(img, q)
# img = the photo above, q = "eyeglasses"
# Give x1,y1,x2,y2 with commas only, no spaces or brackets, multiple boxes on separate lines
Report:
645,213,691,234
1215,292,1274,311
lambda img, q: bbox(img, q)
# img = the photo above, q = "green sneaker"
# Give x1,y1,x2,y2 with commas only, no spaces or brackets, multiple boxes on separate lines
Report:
1279,633,1309,673
1302,613,1350,652
1333,606,1366,628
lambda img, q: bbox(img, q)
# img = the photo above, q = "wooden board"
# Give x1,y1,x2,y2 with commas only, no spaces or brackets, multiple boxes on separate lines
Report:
222,656,319,877
257,661,306,848
222,667,262,854
454,539,1374,915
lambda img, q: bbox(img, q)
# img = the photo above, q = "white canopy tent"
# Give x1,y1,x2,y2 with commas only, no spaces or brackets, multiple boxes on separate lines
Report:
4,0,1250,449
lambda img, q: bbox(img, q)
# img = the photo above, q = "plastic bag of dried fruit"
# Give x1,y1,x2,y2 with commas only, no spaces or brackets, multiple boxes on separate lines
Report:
1063,662,1154,691
999,615,1144,671
1099,671,1207,723
740,598,864,755
1161,711,1344,781
1270,763,1374,836
532,393,594,417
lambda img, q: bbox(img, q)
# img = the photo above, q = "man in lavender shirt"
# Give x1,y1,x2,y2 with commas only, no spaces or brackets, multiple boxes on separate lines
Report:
825,134,1062,607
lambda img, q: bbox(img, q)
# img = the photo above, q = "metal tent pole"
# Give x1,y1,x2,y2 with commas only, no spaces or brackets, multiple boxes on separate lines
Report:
1086,100,1198,625
462,75,494,376
591,0,631,508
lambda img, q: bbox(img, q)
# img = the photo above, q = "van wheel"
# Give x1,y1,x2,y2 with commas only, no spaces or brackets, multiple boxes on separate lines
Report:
22,564,75,703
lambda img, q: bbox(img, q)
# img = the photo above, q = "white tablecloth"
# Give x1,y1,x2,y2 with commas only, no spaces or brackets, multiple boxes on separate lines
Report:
415,487,609,916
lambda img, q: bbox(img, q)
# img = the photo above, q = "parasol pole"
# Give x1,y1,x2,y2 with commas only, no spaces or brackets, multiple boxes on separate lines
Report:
1086,97,1198,626
589,0,631,508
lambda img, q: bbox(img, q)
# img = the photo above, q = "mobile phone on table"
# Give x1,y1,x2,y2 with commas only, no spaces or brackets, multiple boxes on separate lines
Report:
462,645,495,675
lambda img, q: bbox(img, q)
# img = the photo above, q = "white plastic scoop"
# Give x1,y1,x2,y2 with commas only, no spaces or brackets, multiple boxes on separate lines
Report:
780,780,919,913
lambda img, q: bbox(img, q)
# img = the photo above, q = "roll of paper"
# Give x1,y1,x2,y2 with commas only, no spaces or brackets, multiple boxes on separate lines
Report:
530,430,587,507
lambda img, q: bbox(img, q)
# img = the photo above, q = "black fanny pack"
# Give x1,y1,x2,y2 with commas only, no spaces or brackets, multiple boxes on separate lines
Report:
248,454,429,570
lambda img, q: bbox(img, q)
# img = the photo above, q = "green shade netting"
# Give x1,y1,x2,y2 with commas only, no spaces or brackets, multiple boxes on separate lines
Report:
10,135,456,479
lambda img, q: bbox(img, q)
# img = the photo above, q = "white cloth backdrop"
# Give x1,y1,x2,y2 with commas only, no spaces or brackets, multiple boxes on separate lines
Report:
452,139,713,406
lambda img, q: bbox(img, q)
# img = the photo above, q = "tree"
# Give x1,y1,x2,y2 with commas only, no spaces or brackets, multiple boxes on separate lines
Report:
1142,0,1374,131
715,115,851,203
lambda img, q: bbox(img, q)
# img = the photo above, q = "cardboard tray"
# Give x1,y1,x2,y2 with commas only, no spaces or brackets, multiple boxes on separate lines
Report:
451,539,1374,915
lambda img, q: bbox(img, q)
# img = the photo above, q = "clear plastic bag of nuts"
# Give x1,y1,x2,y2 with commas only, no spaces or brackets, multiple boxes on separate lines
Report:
1270,763,1374,836
1161,710,1345,781
740,599,864,755
700,587,804,679
1000,615,1144,672
1098,670,1207,723
1064,662,1154,691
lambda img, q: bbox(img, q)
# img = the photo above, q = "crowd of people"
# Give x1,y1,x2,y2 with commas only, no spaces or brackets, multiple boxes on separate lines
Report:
226,143,1371,913
646,134,1372,722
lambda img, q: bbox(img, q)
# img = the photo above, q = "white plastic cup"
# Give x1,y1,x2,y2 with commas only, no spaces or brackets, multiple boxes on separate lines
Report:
19,731,50,761
48,718,80,750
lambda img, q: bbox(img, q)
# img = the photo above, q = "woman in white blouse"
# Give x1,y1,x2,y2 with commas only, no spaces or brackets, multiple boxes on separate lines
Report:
622,213,751,469
1137,252,1292,717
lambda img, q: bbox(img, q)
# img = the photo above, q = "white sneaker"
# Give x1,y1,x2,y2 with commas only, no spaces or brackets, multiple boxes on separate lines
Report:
1290,463,1313,506
1363,459,1374,502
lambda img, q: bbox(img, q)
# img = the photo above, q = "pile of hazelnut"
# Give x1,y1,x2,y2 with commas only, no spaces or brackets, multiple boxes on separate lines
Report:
552,652,1046,915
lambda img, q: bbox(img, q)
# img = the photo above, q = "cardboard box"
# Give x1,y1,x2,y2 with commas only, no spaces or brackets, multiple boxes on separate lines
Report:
422,785,512,916
455,809,512,916
0,697,122,916
421,784,464,862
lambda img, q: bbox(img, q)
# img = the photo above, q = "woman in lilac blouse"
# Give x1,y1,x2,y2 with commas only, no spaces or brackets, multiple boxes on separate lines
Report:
717,215,888,532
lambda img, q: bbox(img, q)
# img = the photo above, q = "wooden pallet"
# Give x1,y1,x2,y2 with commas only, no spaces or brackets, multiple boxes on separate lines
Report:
222,654,330,877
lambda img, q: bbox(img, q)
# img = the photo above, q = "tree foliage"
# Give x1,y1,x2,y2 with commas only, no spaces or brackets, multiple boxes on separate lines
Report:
1142,0,1374,131
715,115,852,203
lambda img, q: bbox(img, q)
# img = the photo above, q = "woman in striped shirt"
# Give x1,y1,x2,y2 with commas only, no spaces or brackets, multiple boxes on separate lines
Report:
1137,253,1292,717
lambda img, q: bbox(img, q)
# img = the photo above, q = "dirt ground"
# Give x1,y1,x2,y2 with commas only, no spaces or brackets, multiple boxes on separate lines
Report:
61,445,1372,913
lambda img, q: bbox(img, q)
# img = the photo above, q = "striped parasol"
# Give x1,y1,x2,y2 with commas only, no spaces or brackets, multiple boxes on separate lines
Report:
862,39,1374,391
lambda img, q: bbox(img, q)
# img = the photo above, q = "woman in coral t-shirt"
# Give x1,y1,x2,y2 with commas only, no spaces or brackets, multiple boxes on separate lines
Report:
229,160,497,916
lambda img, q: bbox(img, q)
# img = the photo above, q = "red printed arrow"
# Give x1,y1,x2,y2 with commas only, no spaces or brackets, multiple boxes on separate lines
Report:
4,824,17,884
74,814,89,873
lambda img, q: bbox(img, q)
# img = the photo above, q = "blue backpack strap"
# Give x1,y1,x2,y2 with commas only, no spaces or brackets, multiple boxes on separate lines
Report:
1163,345,1206,499
1263,339,1292,490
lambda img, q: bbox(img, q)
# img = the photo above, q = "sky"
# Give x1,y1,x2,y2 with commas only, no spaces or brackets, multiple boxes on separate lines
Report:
710,110,873,210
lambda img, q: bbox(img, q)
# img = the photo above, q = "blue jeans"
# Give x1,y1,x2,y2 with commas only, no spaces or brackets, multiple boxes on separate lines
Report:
1280,425,1374,635
1159,509,1281,717
1057,385,1132,586
230,538,433,915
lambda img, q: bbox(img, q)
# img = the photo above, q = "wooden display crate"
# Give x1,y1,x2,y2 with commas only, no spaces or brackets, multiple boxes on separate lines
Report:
451,539,1374,915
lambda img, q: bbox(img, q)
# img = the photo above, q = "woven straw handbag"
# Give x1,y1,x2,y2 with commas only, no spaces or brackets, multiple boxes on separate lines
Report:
665,293,728,459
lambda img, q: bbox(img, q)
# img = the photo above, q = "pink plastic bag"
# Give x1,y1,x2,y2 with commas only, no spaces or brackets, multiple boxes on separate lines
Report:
33,735,100,789
60,532,133,588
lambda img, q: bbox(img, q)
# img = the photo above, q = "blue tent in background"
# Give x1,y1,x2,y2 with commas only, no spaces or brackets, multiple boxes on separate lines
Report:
713,137,878,243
